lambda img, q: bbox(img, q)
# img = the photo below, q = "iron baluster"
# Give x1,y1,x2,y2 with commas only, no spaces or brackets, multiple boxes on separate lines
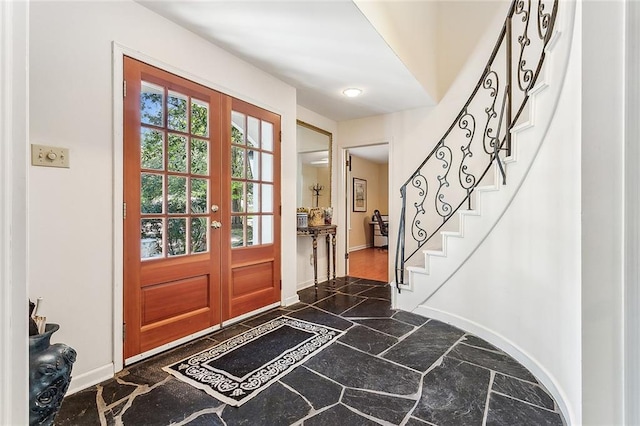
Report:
394,0,558,287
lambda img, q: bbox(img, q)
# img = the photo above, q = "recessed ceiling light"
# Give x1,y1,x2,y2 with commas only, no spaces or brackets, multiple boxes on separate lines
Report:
343,88,362,98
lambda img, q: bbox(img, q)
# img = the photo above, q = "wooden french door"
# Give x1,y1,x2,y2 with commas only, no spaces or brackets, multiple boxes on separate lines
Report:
123,57,281,360
222,99,281,321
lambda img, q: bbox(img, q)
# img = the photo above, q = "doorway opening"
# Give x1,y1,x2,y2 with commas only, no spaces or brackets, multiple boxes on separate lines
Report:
344,143,389,282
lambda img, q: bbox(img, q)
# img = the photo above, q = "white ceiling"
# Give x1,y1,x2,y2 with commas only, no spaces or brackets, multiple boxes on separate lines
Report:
350,144,389,164
137,0,434,122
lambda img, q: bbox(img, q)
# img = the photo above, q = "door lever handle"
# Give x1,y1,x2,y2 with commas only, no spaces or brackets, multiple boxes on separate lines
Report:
211,221,222,229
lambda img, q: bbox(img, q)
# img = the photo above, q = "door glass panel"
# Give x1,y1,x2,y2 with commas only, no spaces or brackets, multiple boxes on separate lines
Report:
167,218,187,256
141,218,163,259
262,152,273,182
231,111,245,145
246,216,259,246
136,79,215,261
231,146,245,178
190,178,208,213
247,116,259,148
247,150,259,180
231,216,245,248
261,215,273,245
191,217,208,253
191,99,209,137
262,184,273,213
261,121,273,152
191,139,209,176
167,176,187,214
168,134,187,173
231,182,245,213
168,91,187,132
229,109,278,250
247,182,260,213
140,128,164,170
141,173,163,213
140,81,163,127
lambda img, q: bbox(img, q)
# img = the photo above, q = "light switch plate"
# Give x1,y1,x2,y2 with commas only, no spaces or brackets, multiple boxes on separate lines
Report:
31,144,70,168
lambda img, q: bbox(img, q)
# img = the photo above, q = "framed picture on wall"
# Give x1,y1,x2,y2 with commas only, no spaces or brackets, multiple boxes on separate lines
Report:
353,178,367,212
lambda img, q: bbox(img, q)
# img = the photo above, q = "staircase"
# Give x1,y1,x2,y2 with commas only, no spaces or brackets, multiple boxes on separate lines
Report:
393,0,575,311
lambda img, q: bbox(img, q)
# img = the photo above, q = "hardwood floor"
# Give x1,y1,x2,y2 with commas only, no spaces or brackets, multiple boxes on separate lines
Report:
348,247,389,282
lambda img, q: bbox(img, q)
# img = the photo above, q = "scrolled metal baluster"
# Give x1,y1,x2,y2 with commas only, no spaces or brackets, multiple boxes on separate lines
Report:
515,0,533,92
434,145,452,219
458,109,475,139
482,70,500,155
537,0,552,41
458,110,477,192
411,217,428,245
410,174,428,244
411,174,427,212
395,0,558,273
482,68,499,97
515,0,529,22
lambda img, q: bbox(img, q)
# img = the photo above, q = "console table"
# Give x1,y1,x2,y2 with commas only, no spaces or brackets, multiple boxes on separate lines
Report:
297,225,337,287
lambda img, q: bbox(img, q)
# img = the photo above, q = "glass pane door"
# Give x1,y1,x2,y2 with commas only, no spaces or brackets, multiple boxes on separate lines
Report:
139,80,211,260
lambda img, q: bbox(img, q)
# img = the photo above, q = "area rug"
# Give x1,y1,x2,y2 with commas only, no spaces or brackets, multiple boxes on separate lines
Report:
163,316,343,406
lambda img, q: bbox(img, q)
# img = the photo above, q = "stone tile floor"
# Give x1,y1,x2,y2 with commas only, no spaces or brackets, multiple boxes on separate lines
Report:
56,277,565,426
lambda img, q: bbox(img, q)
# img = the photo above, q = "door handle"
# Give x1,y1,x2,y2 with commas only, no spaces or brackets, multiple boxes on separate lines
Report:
211,221,222,229
211,205,219,212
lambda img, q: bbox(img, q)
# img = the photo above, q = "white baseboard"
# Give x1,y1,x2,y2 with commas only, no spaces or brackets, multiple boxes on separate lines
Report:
67,363,114,396
349,244,371,252
282,294,300,306
297,279,315,290
222,302,281,327
413,305,574,426
67,300,295,395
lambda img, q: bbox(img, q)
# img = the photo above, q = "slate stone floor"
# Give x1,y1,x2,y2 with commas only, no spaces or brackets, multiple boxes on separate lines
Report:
56,277,565,426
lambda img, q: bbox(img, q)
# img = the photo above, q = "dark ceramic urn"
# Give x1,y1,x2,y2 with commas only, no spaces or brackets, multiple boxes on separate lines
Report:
29,324,76,425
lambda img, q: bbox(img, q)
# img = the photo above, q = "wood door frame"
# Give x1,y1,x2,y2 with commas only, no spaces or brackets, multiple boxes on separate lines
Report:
340,141,392,281
123,57,226,362
111,43,286,372
0,1,29,422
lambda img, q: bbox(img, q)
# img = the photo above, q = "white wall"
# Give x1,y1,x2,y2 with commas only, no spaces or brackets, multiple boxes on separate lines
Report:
355,1,506,101
0,1,29,423
581,2,625,424
354,0,439,101
29,0,297,392
296,106,338,288
437,1,506,98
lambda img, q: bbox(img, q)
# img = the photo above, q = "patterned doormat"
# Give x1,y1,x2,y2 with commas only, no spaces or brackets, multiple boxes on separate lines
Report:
163,316,343,406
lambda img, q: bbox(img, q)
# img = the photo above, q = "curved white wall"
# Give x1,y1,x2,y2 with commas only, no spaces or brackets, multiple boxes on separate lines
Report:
417,35,582,423
340,2,583,423
340,63,582,424
29,0,297,392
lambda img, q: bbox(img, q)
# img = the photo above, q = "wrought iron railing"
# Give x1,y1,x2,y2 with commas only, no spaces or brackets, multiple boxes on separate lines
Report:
395,0,558,288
